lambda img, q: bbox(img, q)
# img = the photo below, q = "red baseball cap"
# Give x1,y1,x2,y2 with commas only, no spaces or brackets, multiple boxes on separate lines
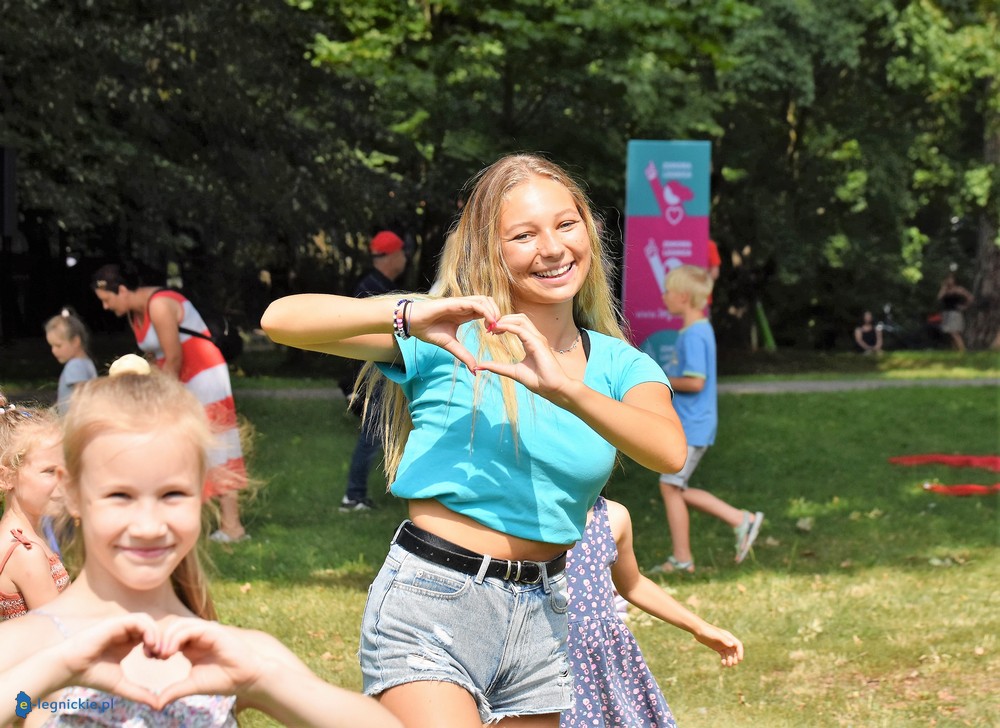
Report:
371,231,404,255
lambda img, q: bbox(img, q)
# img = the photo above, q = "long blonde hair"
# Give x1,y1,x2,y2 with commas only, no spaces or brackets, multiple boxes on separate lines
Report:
61,364,221,619
361,153,628,483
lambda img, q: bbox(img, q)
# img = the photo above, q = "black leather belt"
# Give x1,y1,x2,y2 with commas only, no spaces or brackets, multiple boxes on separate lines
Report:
395,521,566,585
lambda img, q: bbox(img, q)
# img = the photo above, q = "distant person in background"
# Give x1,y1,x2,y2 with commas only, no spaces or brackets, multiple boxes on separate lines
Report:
90,264,249,543
338,231,407,512
44,308,98,414
651,266,763,574
853,311,883,355
705,239,722,311
937,273,974,352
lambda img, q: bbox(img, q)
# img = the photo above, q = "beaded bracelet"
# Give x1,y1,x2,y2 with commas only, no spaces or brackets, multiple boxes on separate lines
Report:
402,300,413,338
393,298,413,340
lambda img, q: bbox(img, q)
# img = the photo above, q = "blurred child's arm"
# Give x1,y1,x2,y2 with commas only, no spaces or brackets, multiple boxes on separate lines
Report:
156,620,403,728
667,375,705,393
0,614,161,724
606,499,744,667
8,545,61,610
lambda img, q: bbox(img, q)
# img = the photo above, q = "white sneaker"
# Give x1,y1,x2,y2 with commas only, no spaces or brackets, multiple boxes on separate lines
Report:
209,530,250,544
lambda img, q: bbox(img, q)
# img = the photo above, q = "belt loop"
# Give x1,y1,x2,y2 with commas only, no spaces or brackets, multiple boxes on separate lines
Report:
475,554,491,584
540,560,552,594
391,520,409,545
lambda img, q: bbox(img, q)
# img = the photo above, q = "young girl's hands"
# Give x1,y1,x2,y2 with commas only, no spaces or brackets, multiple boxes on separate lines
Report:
472,314,573,398
407,296,501,372
56,613,163,704
152,619,271,707
694,624,744,667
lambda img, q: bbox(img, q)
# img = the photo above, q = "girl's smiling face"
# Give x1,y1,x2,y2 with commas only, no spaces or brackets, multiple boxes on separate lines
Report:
500,175,592,311
75,427,203,595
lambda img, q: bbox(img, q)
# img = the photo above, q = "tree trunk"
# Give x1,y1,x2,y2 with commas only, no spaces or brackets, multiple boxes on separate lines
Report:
966,86,1000,350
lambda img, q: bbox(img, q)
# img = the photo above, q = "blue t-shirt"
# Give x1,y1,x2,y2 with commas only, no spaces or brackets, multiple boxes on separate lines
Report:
56,357,98,414
666,318,717,447
378,325,671,544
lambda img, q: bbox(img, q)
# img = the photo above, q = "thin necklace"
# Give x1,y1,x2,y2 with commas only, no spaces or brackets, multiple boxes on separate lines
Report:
551,330,581,354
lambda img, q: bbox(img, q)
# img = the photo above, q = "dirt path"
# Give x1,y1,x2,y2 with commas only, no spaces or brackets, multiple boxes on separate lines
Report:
7,377,997,405
228,377,999,400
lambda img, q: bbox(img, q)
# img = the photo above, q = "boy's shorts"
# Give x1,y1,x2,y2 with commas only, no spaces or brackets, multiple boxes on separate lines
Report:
659,445,709,489
359,534,573,723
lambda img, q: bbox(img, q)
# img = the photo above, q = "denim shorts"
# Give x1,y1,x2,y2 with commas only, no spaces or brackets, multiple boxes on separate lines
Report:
659,444,709,489
359,530,573,723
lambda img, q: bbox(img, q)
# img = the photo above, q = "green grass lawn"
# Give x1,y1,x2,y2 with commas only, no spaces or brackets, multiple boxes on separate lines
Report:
2,340,997,726
205,383,999,727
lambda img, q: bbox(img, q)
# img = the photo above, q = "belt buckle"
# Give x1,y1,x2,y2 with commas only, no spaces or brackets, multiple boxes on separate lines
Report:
521,561,542,584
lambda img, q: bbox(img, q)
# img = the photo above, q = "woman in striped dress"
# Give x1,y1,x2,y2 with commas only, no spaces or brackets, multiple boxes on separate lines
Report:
91,264,248,542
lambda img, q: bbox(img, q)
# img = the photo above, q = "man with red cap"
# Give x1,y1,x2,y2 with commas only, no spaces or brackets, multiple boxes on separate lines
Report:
338,230,407,511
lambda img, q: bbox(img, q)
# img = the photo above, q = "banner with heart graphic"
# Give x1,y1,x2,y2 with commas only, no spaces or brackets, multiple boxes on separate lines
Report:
622,140,711,369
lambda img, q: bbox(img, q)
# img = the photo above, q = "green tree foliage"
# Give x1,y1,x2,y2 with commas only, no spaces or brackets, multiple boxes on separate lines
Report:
1,0,995,348
0,0,385,306
299,0,750,278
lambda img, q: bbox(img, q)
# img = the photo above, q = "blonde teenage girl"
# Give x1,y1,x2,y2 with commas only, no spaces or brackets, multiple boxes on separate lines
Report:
0,356,401,728
262,153,687,728
44,308,98,414
0,398,69,621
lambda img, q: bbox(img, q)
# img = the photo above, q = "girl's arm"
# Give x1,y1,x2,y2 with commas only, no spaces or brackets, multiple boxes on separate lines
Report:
605,500,744,667
261,294,501,369
668,375,706,393
474,315,687,474
147,295,184,377
7,544,61,610
0,614,161,725
156,620,402,728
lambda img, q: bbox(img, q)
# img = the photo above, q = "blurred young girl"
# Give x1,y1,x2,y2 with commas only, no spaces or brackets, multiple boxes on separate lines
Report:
0,397,69,621
0,356,400,728
561,496,743,728
44,308,98,414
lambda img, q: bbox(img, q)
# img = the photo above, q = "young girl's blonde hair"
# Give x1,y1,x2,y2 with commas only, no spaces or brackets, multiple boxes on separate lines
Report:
60,360,219,619
665,265,714,311
0,396,59,494
360,153,628,483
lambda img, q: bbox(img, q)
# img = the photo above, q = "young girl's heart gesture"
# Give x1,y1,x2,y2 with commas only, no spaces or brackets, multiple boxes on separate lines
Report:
0,359,400,728
403,295,501,372
475,313,575,397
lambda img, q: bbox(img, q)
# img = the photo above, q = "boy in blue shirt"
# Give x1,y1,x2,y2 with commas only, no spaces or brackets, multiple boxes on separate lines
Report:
650,265,763,574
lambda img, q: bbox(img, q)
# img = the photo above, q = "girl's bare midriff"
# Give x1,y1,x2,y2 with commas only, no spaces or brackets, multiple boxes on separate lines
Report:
409,498,571,562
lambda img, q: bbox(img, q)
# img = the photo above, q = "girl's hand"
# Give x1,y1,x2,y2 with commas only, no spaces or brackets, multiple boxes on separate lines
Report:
694,625,744,668
60,613,162,705
152,619,266,708
407,296,501,371
472,314,573,398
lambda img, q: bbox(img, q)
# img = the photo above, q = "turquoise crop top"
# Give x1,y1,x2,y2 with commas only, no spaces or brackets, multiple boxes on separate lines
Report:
377,325,670,544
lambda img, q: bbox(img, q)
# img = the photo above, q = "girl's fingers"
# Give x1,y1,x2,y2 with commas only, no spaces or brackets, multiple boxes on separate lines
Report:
436,339,479,373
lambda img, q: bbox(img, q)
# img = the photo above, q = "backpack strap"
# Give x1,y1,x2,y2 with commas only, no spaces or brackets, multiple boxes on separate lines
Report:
151,288,214,343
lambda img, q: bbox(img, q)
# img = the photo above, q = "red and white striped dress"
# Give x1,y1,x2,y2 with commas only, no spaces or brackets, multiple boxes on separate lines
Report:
133,290,246,497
